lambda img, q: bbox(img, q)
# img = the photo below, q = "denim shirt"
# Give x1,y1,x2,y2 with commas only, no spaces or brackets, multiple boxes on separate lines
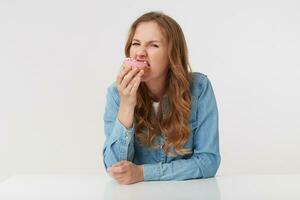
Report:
102,72,221,181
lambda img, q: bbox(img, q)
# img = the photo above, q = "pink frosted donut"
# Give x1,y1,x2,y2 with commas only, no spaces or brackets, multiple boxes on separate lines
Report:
122,57,150,73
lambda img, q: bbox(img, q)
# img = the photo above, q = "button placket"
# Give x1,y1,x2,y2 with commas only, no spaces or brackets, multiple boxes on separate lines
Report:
160,135,165,162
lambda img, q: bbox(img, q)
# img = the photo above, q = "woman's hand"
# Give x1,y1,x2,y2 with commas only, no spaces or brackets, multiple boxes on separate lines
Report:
116,65,144,129
107,160,144,185
116,65,144,107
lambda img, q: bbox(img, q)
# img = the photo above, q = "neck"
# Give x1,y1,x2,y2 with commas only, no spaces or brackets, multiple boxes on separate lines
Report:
145,75,167,102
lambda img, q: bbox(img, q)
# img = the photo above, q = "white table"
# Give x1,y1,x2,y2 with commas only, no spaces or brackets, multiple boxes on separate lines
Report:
0,173,299,200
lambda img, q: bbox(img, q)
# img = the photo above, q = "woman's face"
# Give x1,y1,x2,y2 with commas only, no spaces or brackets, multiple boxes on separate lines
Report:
129,21,169,83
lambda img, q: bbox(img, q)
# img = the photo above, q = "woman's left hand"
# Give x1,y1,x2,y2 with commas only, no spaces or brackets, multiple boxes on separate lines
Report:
107,160,144,185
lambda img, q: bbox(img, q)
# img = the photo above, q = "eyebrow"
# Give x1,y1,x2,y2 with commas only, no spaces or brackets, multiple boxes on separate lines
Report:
132,39,162,43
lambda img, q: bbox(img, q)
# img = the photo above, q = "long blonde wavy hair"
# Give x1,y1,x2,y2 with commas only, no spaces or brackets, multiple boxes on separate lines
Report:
124,11,193,156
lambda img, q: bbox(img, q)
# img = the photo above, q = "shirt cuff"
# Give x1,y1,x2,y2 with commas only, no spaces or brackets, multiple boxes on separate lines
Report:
143,163,161,181
107,119,135,146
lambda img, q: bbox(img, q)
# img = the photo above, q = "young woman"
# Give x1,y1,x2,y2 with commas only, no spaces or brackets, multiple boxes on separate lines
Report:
103,11,221,185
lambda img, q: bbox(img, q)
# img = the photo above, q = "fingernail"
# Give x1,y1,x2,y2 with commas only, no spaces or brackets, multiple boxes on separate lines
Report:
107,167,111,172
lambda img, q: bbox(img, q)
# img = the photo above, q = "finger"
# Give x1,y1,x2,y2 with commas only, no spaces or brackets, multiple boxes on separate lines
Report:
119,179,130,185
115,160,130,167
120,67,139,88
112,161,126,168
122,77,137,95
107,163,121,173
119,68,140,90
108,171,125,179
116,65,132,86
119,160,130,164
129,78,141,94
110,166,127,174
116,66,132,86
130,73,143,95
123,70,143,94
121,64,131,71
110,161,127,171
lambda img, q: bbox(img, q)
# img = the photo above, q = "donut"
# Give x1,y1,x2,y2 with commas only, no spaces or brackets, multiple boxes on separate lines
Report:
122,57,150,73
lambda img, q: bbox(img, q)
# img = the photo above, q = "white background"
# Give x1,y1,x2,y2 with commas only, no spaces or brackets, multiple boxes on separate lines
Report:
1,0,299,179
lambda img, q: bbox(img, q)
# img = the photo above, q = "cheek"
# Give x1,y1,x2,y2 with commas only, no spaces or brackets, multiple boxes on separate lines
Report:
153,49,168,62
129,49,133,57
129,47,137,58
152,53,169,69
149,63,169,76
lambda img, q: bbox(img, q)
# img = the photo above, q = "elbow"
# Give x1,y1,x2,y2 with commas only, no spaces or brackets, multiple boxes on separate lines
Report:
209,154,221,178
197,153,221,178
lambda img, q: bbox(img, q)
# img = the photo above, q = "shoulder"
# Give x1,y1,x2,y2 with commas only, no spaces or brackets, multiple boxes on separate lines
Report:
189,72,212,98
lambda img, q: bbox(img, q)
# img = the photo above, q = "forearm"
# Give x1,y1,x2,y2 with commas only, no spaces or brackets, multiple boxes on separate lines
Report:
103,85,137,170
142,153,221,181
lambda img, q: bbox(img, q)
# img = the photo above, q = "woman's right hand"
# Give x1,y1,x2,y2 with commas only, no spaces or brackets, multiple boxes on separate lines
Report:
116,65,144,128
116,65,144,107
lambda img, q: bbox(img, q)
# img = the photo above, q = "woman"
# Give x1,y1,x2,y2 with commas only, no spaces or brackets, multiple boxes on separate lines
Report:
103,11,221,185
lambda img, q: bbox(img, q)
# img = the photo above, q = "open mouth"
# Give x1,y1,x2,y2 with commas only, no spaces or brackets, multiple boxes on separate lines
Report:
123,58,150,69
137,59,150,67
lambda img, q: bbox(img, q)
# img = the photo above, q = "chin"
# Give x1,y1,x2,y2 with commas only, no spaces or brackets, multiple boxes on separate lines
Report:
141,73,151,82
141,77,149,82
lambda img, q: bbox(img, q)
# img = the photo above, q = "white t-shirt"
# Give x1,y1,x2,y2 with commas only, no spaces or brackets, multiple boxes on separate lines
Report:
152,101,159,115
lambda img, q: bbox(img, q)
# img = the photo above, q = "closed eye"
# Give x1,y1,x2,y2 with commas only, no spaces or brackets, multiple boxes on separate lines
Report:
131,43,140,46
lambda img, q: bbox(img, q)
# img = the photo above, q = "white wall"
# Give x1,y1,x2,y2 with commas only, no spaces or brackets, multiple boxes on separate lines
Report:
1,0,299,178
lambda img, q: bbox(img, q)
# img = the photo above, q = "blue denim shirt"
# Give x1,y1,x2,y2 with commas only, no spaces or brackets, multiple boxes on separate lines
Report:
103,72,221,181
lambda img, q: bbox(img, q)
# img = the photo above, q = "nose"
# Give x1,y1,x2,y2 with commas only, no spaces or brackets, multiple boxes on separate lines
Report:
135,47,147,59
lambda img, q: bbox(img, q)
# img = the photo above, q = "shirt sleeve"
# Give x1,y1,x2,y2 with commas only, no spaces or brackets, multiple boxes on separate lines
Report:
142,76,221,181
102,84,136,169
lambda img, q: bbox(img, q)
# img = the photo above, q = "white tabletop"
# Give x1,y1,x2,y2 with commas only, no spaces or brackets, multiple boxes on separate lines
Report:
0,173,299,200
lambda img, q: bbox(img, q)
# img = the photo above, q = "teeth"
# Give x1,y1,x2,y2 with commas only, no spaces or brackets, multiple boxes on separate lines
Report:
125,58,150,66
